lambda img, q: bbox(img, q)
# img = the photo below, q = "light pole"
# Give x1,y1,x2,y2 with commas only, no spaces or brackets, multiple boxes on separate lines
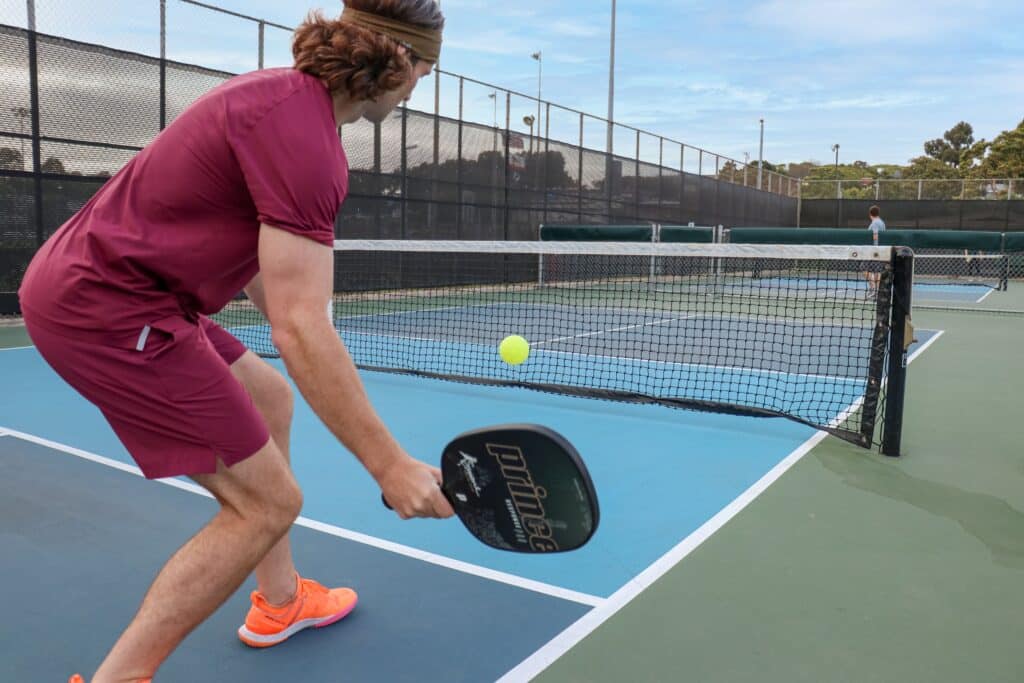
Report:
607,0,616,156
832,143,841,198
757,118,764,190
531,51,542,150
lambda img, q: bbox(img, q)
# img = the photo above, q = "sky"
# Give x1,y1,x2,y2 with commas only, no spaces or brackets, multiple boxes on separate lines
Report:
3,0,1023,168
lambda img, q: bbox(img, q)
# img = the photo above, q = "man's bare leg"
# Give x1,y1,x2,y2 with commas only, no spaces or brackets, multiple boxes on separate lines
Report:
229,351,299,606
90,441,302,683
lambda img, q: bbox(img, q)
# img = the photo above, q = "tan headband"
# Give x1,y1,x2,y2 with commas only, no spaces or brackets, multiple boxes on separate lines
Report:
341,7,443,63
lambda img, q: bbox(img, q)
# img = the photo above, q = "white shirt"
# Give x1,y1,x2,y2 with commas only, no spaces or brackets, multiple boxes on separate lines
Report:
868,218,886,234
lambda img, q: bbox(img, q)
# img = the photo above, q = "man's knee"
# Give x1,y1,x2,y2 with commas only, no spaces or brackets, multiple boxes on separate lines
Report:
262,475,303,531
199,444,303,533
232,354,294,434
260,370,294,433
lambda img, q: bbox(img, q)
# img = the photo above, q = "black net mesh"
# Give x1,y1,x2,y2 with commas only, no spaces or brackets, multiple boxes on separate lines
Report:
215,241,905,450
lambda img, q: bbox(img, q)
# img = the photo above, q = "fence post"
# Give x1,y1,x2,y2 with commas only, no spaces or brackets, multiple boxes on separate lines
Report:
658,137,664,220
258,20,265,69
373,120,381,236
634,129,640,222
26,0,44,248
797,179,802,227
456,77,464,238
918,179,923,200
577,113,583,222
605,124,613,223
159,0,167,129
503,92,511,240
542,102,550,226
679,145,686,224
400,106,408,238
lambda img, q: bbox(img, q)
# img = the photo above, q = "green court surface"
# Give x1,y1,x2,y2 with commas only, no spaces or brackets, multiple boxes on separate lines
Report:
4,291,1022,682
0,323,31,348
536,289,1024,682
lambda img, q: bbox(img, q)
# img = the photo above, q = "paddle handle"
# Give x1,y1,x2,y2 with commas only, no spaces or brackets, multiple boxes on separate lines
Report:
380,482,454,511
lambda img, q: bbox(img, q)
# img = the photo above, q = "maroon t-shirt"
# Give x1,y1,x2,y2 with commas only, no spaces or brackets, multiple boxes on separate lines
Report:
20,67,347,334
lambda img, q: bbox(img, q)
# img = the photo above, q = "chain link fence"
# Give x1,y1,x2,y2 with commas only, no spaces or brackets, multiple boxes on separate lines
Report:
1,0,799,300
801,178,1024,202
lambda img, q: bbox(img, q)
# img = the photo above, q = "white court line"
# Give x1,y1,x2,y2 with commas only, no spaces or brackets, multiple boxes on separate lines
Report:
534,315,696,347
0,427,603,608
907,329,945,362
496,327,944,682
977,288,995,304
0,345,33,352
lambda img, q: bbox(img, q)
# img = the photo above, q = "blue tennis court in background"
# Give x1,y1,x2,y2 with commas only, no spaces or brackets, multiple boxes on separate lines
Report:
747,277,998,304
228,295,901,430
0,320,939,681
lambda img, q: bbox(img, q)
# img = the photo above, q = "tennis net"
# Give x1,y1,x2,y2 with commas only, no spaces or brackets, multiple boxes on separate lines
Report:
217,240,914,455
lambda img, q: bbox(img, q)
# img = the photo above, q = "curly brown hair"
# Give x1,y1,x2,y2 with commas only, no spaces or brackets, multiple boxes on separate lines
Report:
293,1,444,102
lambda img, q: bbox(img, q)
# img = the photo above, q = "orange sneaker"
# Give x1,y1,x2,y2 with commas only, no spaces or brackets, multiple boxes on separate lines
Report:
238,575,357,648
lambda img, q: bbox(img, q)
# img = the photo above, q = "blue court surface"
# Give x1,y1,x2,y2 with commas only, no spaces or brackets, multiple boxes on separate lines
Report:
754,277,997,304
0,329,939,681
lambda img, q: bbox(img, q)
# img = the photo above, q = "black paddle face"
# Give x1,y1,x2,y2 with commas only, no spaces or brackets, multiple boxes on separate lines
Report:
440,424,599,553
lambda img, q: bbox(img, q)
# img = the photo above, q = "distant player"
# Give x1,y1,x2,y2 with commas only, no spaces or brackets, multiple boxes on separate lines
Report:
866,205,886,293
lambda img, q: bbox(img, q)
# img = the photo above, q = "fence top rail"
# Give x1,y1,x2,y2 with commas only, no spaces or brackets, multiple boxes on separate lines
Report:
439,66,758,171
802,178,1024,184
177,0,292,31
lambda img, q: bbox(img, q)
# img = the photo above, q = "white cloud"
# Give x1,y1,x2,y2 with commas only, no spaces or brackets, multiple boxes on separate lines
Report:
546,20,603,38
444,31,538,57
749,0,993,46
814,92,945,110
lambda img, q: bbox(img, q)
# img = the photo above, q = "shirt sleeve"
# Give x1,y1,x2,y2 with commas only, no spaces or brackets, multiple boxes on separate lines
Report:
230,93,346,246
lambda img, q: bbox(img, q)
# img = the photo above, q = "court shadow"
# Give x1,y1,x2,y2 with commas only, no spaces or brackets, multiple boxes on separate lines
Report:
815,447,1024,570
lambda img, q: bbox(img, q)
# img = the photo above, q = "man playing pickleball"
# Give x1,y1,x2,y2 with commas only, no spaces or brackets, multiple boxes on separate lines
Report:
18,3,453,681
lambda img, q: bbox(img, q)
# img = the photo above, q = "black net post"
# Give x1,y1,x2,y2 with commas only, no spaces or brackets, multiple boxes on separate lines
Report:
882,247,914,456
860,263,893,448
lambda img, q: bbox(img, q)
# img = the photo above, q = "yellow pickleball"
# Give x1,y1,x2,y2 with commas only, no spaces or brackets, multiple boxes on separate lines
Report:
499,335,530,365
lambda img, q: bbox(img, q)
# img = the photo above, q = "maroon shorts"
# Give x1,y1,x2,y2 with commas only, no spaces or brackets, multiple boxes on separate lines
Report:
23,312,271,479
